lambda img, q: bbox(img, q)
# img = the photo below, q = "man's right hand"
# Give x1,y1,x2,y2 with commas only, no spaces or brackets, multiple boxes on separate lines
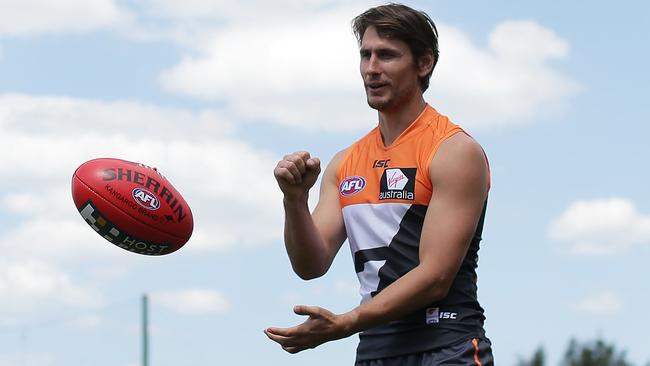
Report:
274,151,321,202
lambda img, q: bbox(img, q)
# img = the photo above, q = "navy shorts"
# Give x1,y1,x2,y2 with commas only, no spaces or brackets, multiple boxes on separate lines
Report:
355,338,494,366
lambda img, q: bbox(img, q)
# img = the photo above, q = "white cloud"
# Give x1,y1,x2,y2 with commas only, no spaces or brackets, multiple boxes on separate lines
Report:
0,3,578,131
573,291,623,315
152,288,231,314
548,198,650,255
154,3,577,131
0,0,132,37
488,20,569,62
0,214,123,262
0,93,235,142
0,259,103,312
139,0,357,21
158,3,376,132
428,20,579,128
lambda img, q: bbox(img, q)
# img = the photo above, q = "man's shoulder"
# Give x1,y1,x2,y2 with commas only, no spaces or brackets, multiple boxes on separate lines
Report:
440,132,483,153
429,132,489,188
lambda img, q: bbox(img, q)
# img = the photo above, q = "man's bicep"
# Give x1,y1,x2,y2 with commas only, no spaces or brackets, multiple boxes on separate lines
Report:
419,134,489,282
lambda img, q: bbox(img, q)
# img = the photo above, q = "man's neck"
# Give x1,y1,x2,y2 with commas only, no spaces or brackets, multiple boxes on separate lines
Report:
377,96,427,147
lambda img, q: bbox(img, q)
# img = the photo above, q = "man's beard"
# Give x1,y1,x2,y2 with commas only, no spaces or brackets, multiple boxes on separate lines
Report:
366,87,411,112
366,97,389,111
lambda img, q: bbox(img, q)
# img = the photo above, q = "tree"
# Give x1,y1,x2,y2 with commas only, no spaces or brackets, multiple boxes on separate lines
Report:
517,346,546,366
561,337,632,366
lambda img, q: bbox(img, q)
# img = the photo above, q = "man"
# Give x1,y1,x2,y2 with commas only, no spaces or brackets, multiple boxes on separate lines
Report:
266,4,494,365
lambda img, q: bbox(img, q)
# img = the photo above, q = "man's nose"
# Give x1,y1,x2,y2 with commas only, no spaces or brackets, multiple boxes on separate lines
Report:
366,54,380,74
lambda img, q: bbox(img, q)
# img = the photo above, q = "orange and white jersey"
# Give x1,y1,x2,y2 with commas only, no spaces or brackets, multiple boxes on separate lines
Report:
336,105,489,360
337,105,463,302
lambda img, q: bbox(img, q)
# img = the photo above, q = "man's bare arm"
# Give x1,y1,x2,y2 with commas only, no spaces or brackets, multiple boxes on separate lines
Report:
274,150,348,280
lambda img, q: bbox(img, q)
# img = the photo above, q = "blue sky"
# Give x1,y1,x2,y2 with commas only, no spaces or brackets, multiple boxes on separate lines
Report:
0,1,648,365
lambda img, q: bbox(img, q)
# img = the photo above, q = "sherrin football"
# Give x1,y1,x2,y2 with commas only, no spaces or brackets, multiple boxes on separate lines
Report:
72,158,193,255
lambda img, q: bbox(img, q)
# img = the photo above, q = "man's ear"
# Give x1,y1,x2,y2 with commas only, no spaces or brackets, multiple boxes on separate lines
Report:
417,49,435,77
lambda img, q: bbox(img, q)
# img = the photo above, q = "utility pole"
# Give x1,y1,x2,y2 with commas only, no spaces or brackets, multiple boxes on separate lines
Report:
142,294,149,366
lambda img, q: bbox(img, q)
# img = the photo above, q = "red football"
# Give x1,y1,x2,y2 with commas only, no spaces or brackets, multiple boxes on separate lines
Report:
72,158,193,255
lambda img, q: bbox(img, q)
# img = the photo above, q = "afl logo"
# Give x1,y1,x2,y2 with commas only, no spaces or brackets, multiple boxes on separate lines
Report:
132,188,160,210
339,176,366,196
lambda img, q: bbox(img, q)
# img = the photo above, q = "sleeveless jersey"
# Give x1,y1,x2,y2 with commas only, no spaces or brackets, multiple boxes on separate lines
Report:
336,105,489,360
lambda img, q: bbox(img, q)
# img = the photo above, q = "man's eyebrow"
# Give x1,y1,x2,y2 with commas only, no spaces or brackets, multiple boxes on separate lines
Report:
359,46,400,53
360,46,401,55
378,48,401,55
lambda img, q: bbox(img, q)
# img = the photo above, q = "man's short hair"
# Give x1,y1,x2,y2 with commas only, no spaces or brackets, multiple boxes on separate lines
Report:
352,3,439,92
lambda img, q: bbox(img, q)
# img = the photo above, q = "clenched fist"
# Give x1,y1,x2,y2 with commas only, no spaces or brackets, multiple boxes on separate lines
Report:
274,151,321,201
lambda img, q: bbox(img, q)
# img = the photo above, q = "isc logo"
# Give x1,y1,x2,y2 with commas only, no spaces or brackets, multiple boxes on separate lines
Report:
425,307,458,324
372,159,390,168
339,176,366,197
132,188,160,210
440,312,457,320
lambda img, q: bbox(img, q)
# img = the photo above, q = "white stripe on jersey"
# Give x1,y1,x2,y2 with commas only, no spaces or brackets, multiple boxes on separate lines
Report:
342,203,412,303
358,260,386,303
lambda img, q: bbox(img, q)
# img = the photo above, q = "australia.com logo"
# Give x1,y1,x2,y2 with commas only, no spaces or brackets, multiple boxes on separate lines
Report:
379,168,416,200
339,176,366,196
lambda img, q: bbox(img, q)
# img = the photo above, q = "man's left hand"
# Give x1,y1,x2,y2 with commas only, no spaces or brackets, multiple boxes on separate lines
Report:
264,305,354,353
